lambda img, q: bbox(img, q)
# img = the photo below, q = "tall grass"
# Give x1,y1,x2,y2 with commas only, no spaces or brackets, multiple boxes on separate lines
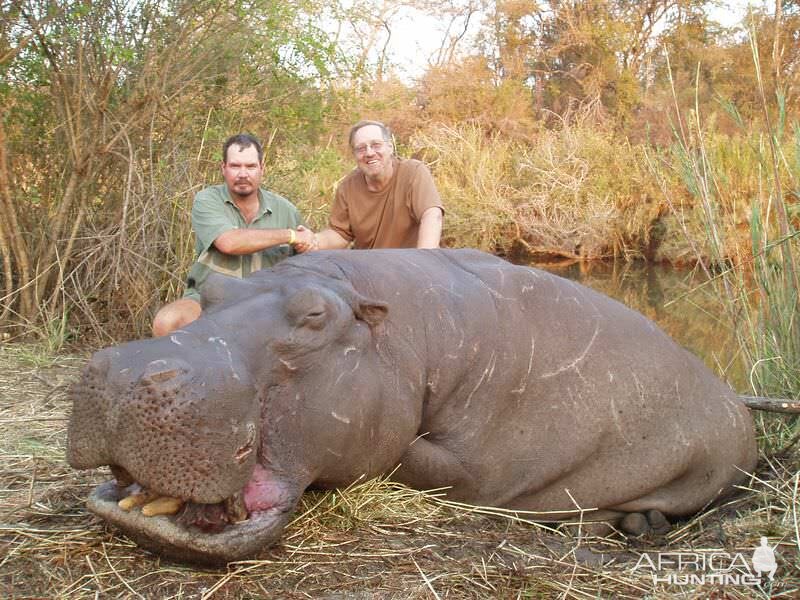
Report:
412,116,667,260
411,124,519,253
654,44,799,448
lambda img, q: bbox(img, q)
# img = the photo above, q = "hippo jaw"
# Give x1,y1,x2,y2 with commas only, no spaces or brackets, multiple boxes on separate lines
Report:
85,476,300,566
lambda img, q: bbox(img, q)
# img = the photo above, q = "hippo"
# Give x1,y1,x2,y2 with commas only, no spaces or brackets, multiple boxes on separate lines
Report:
66,249,758,565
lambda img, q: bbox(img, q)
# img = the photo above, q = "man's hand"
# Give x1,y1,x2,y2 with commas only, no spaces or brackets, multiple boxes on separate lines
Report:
293,225,318,253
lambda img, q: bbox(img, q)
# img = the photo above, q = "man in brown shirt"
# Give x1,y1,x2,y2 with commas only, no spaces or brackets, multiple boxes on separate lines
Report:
301,121,444,250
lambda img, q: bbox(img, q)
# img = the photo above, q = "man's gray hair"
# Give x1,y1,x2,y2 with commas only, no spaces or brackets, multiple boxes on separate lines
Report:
348,120,392,148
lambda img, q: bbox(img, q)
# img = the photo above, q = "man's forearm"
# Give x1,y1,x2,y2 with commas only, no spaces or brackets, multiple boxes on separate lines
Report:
213,228,295,255
315,228,350,250
416,207,443,249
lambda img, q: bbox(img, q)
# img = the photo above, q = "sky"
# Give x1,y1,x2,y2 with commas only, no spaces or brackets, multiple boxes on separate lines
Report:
381,0,766,81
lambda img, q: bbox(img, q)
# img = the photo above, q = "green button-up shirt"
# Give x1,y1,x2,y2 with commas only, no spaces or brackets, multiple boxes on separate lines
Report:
183,184,303,301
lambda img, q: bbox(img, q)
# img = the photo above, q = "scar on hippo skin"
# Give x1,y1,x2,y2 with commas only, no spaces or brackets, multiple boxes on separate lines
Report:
66,249,759,565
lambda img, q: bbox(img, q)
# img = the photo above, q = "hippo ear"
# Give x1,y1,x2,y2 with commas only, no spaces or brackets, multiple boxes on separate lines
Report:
327,281,388,327
286,288,387,329
352,296,388,327
200,273,256,310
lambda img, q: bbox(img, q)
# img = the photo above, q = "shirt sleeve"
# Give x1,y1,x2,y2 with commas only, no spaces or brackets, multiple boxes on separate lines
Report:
328,184,355,242
191,189,237,253
408,162,444,222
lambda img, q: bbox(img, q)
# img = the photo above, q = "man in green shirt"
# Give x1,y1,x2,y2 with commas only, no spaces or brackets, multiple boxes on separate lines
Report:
152,133,314,336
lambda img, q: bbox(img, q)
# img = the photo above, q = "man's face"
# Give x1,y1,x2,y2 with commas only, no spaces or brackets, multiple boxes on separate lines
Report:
352,125,393,180
222,144,263,199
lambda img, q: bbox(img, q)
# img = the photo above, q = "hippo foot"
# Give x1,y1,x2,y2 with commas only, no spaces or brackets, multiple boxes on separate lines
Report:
619,509,671,537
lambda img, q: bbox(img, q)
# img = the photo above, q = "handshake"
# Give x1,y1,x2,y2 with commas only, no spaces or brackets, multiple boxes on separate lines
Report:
290,225,320,253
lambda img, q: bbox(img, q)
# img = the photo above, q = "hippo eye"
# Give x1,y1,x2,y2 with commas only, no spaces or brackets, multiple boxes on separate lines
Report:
298,308,327,329
286,289,329,329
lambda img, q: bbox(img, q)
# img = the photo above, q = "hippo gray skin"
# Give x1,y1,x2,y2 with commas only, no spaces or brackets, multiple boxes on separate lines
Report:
66,249,757,565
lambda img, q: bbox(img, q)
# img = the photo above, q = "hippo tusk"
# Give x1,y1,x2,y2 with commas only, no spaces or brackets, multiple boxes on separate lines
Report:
115,478,245,524
117,488,183,516
118,490,158,511
141,496,184,517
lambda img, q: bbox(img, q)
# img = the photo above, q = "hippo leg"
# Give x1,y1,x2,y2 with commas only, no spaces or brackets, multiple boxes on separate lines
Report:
392,437,478,498
393,438,678,538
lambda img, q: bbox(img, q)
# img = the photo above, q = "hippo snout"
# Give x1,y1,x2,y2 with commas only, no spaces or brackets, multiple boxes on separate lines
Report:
67,337,307,564
66,349,117,469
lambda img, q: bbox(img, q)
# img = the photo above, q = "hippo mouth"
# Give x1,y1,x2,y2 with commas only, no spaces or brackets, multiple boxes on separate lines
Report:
86,465,299,566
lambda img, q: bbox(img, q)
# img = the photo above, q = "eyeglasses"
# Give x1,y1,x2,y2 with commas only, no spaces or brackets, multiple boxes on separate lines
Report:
353,140,388,156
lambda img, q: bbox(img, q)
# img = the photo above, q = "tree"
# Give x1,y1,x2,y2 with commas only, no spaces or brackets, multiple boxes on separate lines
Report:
0,0,342,339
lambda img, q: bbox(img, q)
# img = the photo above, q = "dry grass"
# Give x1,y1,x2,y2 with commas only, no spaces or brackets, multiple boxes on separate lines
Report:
412,120,668,261
1,344,798,599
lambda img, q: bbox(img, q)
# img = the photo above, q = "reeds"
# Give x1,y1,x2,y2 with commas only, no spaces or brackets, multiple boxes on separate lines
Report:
651,36,799,452
412,112,683,262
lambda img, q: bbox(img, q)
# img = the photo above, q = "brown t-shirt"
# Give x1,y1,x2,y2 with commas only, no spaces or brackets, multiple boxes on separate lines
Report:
329,158,443,248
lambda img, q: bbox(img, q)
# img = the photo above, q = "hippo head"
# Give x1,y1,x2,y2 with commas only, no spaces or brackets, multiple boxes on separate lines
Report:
67,267,390,565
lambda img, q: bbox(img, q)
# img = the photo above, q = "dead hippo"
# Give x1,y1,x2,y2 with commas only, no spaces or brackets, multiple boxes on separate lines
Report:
66,249,757,565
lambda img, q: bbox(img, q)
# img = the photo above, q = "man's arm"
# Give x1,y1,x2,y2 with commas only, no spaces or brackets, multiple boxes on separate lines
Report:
303,182,354,252
214,227,315,255
192,189,313,256
416,207,443,249
311,228,350,251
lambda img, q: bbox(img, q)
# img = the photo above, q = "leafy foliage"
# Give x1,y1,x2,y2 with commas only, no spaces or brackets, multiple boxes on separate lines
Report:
0,0,798,343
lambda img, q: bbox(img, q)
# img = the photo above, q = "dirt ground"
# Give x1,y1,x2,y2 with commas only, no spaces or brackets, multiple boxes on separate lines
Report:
1,345,797,599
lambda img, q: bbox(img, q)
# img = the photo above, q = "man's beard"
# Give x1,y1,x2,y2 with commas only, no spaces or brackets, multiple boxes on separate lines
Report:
231,181,253,197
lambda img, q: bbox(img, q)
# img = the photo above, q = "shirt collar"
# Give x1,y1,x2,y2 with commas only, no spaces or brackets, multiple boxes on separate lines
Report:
224,187,273,216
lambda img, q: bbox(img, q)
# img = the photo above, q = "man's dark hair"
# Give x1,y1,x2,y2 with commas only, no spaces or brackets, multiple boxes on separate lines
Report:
222,133,263,164
348,120,392,149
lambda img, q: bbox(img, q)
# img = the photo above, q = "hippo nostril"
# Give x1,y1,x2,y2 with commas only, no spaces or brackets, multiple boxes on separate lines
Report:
140,359,192,384
87,349,113,377
149,368,184,384
138,359,192,389
142,368,185,386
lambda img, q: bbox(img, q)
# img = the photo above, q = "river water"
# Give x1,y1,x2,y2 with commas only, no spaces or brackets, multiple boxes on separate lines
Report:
527,260,746,391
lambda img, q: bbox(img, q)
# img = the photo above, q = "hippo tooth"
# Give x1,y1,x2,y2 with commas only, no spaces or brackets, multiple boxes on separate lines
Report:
118,490,158,511
225,492,248,523
141,496,183,517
